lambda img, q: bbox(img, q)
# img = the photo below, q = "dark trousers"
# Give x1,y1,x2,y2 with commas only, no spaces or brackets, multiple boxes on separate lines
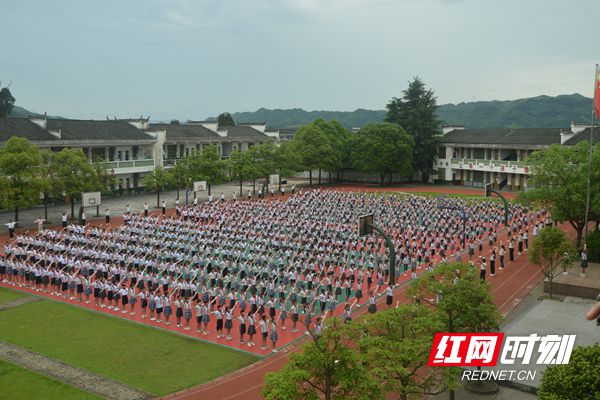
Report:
8,228,14,238
480,269,486,281
105,216,110,223
509,248,514,261
162,207,166,215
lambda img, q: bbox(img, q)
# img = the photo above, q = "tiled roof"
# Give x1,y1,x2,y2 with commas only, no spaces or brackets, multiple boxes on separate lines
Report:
562,128,600,146
439,128,562,146
218,125,271,140
149,123,221,140
0,118,58,142
46,119,154,141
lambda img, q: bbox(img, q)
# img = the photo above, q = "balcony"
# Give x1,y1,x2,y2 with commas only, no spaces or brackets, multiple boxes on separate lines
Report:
450,158,530,174
96,159,155,174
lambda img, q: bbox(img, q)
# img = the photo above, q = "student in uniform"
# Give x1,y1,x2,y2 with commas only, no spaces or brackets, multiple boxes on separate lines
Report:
61,213,68,228
5,220,17,239
224,306,234,340
290,300,299,332
238,311,247,344
385,285,393,308
259,315,269,350
368,292,377,314
183,299,192,330
143,202,149,217
161,201,166,216
175,296,183,327
154,294,163,322
270,317,279,353
215,306,224,338
247,313,256,347
128,286,137,315
139,290,148,318
119,284,129,314
81,211,86,227
163,294,173,325
104,208,110,223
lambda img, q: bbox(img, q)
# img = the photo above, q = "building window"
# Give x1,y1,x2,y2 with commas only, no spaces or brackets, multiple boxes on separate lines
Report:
179,144,185,158
109,147,116,161
132,146,139,160
438,146,446,159
167,145,177,159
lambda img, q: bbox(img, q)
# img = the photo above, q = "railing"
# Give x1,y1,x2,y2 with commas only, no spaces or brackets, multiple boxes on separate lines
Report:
450,158,530,173
96,159,155,170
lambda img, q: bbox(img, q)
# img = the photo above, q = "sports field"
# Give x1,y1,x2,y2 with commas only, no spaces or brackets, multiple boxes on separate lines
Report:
0,287,27,304
0,359,102,400
0,289,258,397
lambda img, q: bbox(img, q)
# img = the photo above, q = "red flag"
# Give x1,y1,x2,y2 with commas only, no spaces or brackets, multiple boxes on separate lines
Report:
595,66,600,117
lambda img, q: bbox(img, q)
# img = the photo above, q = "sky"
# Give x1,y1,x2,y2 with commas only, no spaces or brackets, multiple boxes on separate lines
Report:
1,0,599,121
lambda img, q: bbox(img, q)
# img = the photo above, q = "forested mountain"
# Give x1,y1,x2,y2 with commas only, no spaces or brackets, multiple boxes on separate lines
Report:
223,94,592,129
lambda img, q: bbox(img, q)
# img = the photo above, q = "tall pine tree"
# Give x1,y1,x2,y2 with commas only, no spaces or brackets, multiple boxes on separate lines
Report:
386,77,439,182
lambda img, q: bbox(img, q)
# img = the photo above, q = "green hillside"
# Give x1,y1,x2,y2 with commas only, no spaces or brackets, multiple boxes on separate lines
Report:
224,94,593,129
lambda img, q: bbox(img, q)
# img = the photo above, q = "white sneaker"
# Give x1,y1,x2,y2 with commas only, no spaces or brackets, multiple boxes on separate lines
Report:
272,349,278,353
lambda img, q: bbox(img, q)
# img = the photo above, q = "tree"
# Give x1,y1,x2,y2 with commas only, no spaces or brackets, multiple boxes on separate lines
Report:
408,263,501,400
355,304,455,400
313,119,352,183
170,119,180,125
529,226,577,299
263,319,382,400
288,123,335,186
0,137,43,221
227,150,255,194
386,77,440,182
519,142,600,247
186,145,226,195
141,167,170,208
217,112,236,127
51,148,104,219
351,122,414,185
169,159,190,200
0,87,16,117
538,344,600,400
272,142,301,190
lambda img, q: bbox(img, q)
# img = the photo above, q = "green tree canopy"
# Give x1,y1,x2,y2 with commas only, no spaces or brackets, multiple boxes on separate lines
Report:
408,262,501,333
351,122,414,185
408,262,500,400
217,112,236,127
313,119,352,175
51,148,104,219
287,122,334,186
227,150,257,194
355,304,457,400
529,226,577,299
0,136,43,220
186,145,226,195
519,142,600,247
0,87,16,118
141,166,170,208
538,344,600,400
263,319,382,400
386,77,439,182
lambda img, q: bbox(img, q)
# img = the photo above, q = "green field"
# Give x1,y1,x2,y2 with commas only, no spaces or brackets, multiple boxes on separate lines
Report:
0,287,28,305
0,300,259,396
0,359,101,400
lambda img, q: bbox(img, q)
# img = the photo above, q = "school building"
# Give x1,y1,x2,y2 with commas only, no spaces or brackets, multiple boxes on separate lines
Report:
432,122,597,191
0,116,279,192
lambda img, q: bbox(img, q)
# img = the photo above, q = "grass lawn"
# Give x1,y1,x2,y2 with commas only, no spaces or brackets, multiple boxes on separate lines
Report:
0,287,28,305
0,300,259,396
0,359,101,400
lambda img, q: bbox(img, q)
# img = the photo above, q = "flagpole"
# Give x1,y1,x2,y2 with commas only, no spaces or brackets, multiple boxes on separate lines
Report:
583,63,597,250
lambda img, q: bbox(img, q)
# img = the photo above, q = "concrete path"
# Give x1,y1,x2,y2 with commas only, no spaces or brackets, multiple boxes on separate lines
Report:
0,178,309,230
0,341,150,400
0,296,40,312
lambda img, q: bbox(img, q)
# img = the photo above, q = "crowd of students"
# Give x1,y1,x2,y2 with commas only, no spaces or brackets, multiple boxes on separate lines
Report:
0,189,548,352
